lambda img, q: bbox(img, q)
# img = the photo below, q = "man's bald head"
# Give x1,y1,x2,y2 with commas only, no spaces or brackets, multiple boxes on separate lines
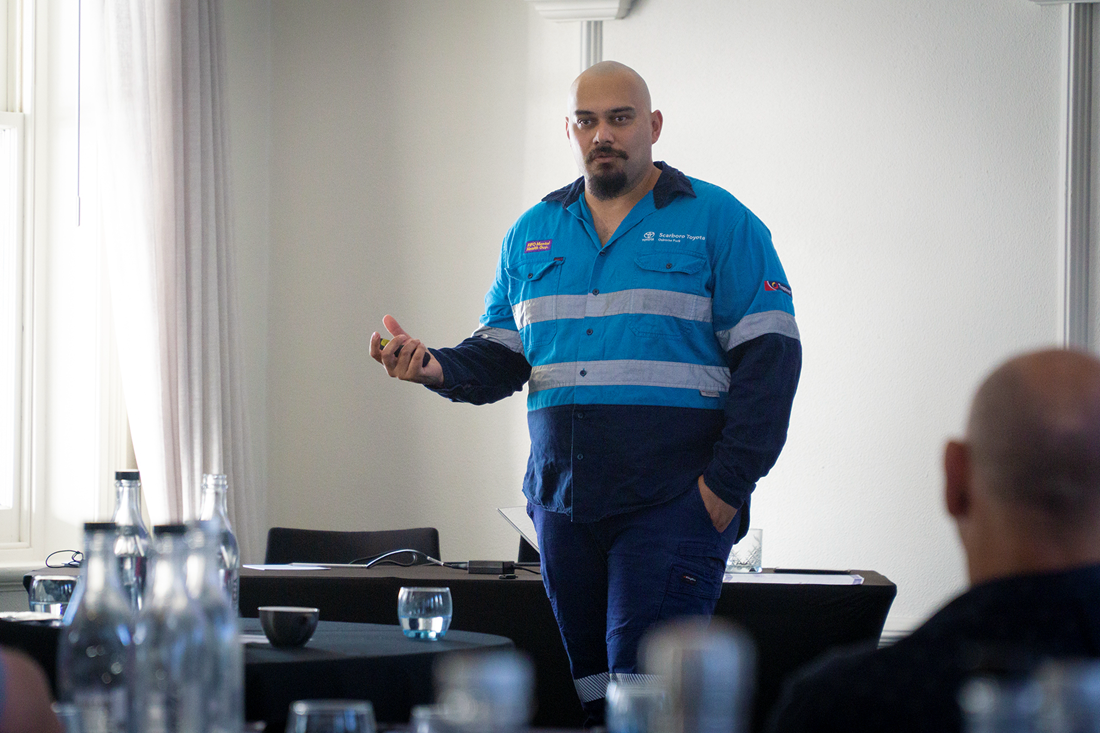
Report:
569,61,653,114
967,349,1100,519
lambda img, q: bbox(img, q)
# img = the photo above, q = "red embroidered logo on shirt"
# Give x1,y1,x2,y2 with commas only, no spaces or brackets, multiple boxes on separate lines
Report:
525,240,552,253
764,280,793,296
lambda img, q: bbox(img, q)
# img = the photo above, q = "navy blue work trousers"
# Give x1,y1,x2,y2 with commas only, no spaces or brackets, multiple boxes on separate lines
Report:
529,485,740,724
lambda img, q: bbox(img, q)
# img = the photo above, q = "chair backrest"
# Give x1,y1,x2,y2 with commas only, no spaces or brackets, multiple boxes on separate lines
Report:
264,527,441,565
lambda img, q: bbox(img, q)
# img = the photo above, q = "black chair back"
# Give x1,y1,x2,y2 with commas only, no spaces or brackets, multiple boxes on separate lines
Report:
264,526,441,565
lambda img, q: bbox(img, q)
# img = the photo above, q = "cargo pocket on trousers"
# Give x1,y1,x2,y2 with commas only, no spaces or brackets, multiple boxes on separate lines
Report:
655,541,725,620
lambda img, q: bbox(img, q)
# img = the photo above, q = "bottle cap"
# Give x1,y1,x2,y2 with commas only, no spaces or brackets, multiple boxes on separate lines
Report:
115,470,140,481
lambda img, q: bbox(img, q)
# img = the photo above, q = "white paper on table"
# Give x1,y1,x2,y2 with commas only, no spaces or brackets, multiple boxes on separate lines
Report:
242,564,329,571
239,633,271,645
723,572,864,585
0,611,60,622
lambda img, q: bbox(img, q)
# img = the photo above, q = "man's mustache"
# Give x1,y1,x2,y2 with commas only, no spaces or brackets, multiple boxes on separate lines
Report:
586,146,628,163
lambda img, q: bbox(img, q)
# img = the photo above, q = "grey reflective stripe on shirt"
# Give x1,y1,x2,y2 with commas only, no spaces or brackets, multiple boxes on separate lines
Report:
512,289,713,328
529,359,731,394
715,310,800,351
574,672,610,703
471,325,523,353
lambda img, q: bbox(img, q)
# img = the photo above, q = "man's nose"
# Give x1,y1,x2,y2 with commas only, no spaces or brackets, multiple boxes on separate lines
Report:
592,121,614,145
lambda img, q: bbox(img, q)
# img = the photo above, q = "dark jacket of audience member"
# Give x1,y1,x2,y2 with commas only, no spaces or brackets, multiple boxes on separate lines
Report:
768,349,1100,733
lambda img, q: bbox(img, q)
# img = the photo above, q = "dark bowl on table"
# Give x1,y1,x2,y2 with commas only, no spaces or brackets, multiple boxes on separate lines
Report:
258,606,320,648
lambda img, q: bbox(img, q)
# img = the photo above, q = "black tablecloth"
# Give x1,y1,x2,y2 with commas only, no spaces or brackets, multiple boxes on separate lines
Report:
236,565,896,731
240,618,511,729
0,615,511,730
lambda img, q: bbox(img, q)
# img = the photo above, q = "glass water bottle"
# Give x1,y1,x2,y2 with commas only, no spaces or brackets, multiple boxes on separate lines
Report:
134,524,207,733
112,470,152,612
198,473,240,613
56,522,134,733
186,522,244,733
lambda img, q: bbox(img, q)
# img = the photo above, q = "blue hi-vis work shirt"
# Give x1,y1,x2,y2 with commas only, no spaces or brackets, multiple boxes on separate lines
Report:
429,163,801,529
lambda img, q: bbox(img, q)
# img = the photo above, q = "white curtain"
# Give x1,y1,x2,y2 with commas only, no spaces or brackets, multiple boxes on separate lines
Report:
89,0,265,560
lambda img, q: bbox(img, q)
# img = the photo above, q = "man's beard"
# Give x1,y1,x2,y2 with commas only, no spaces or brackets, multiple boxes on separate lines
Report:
589,169,629,200
586,145,629,200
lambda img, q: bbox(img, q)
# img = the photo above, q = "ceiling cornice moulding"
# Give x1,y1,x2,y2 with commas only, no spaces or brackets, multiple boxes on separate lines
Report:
525,0,634,22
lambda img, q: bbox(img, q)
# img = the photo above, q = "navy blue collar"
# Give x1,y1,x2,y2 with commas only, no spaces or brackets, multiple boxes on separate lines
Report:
541,161,696,210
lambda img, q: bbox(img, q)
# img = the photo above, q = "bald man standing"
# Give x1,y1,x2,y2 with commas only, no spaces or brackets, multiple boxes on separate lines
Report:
768,349,1100,733
372,61,801,722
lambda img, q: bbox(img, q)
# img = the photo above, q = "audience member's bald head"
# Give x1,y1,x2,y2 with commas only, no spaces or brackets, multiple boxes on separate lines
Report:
967,349,1100,518
947,349,1100,584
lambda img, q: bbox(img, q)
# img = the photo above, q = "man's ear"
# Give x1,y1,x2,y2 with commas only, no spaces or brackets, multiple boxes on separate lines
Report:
650,109,663,144
944,440,971,519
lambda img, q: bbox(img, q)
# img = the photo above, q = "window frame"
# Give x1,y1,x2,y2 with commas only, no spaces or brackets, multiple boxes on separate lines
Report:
0,0,129,591
0,0,30,550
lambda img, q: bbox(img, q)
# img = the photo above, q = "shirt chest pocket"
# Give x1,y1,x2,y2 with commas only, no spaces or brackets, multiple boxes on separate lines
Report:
630,252,709,340
506,258,564,348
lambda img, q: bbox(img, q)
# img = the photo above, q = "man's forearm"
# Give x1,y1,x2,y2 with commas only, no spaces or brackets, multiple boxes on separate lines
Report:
702,332,802,508
427,336,531,405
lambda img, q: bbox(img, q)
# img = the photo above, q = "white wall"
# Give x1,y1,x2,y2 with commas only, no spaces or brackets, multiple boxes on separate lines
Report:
259,0,536,563
225,0,1067,632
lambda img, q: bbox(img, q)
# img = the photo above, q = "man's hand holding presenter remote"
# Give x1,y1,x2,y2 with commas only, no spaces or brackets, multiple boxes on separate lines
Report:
370,315,444,387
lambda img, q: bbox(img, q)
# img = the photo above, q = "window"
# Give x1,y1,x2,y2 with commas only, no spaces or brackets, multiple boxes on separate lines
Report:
0,0,128,578
0,0,28,547
0,112,24,517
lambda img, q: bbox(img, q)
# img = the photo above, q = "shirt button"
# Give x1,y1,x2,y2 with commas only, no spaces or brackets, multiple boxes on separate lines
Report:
591,289,599,295
580,369,587,377
527,273,533,279
577,454,584,460
665,263,672,269
576,412,585,419
586,328,593,335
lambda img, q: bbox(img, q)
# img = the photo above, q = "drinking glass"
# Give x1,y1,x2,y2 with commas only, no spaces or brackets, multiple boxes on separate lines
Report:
1036,660,1100,732
28,574,78,616
640,618,756,733
410,704,456,733
398,587,452,640
285,700,376,733
434,650,534,733
51,702,82,733
726,528,763,573
958,676,1041,733
606,678,669,733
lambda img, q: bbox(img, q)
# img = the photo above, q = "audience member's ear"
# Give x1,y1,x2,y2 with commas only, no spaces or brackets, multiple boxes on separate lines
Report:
944,440,972,519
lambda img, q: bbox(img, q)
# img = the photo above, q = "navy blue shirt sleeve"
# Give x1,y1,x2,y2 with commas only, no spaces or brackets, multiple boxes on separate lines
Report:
702,332,801,513
426,337,531,405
